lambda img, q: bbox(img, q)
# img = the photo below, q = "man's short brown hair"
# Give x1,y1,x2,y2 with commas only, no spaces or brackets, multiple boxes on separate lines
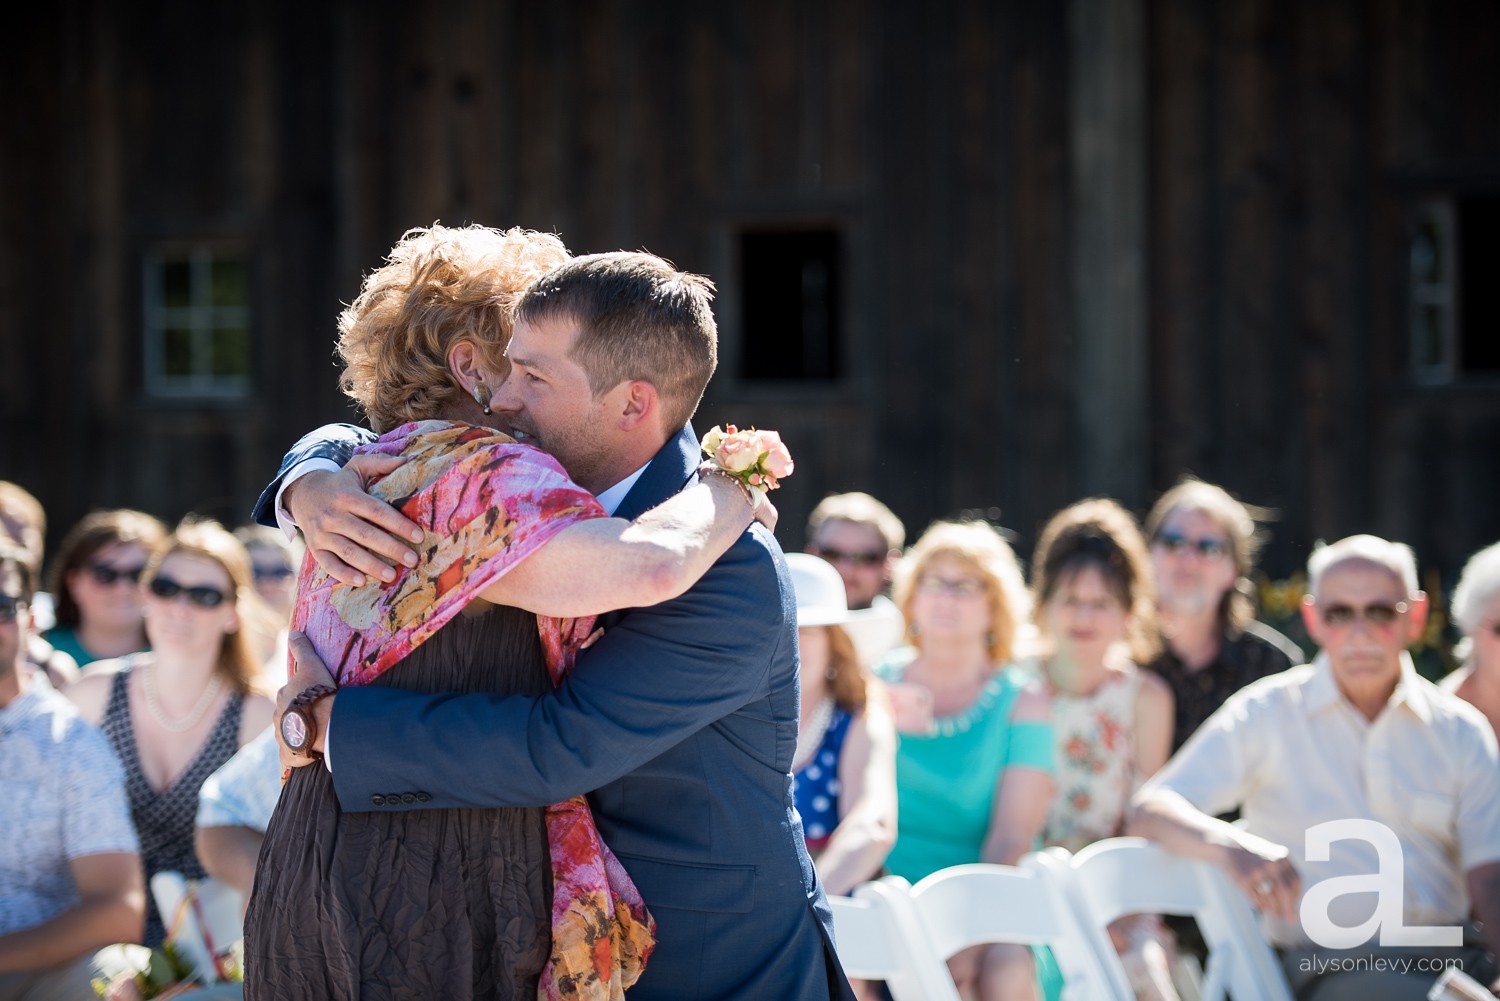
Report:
515,251,718,433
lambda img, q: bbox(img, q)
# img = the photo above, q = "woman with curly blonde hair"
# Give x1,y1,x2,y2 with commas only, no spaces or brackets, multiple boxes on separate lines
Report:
244,224,776,1001
875,519,1055,1001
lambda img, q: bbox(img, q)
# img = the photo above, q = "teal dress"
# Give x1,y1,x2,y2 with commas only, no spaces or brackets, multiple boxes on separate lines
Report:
874,647,1064,999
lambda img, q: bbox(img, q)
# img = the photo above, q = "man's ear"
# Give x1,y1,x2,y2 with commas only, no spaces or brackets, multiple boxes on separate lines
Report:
614,380,661,432
1405,591,1430,645
1301,595,1324,647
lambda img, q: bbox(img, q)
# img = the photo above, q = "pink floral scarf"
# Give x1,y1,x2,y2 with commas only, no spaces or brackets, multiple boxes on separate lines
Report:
291,419,655,1000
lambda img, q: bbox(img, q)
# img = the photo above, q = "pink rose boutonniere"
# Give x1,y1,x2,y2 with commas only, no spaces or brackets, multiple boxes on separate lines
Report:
699,425,795,504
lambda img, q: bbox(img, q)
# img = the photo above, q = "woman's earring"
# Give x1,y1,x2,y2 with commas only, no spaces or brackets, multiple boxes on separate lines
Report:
473,380,492,415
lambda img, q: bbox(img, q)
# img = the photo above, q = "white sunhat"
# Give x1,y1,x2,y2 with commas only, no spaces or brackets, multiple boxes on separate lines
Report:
785,552,858,627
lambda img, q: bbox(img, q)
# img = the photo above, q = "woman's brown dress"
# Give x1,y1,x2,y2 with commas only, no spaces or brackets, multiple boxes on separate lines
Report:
243,603,552,1001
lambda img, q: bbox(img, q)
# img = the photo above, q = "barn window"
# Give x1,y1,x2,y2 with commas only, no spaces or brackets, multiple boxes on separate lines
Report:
143,247,251,398
1411,195,1500,383
737,228,843,382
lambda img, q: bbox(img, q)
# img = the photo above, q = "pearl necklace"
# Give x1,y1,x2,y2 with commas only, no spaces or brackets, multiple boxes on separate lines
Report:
793,696,836,773
141,662,223,733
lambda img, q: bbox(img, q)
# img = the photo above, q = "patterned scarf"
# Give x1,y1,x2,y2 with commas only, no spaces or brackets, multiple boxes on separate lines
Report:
292,419,655,999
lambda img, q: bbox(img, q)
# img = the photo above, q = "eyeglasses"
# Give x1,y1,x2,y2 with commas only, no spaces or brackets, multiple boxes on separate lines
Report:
147,576,228,609
812,546,886,568
253,565,296,581
917,575,986,599
1319,601,1408,628
0,595,25,623
1154,532,1229,561
88,562,146,586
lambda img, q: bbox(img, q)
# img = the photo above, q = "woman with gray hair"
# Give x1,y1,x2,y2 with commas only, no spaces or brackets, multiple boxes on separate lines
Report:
1441,540,1500,743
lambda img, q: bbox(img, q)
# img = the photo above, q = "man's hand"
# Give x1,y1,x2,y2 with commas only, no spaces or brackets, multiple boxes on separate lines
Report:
276,631,338,771
285,454,423,586
1219,834,1301,924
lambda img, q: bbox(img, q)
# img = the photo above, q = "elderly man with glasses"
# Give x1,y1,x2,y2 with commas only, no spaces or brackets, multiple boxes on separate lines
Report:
1129,534,1500,1000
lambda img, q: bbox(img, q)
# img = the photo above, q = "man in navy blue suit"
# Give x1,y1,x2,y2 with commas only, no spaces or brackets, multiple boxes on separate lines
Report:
260,251,855,1000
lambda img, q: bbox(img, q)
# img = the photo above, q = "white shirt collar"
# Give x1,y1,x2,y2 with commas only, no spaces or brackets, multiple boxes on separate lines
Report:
594,463,650,515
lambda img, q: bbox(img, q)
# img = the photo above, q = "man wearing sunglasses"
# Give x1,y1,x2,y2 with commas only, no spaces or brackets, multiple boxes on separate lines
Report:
1130,534,1500,1000
0,542,150,999
804,491,907,667
1143,477,1305,753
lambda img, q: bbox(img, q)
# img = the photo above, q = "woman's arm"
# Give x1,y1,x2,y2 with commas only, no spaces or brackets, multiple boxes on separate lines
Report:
479,473,762,618
814,691,899,896
979,686,1055,867
1132,668,1176,782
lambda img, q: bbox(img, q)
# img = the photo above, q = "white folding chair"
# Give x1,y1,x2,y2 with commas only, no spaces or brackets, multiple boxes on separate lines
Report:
149,871,245,983
829,888,957,1001
892,857,1133,1001
1063,837,1294,1001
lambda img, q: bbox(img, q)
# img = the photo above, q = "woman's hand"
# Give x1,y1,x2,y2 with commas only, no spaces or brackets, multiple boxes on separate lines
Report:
276,632,339,771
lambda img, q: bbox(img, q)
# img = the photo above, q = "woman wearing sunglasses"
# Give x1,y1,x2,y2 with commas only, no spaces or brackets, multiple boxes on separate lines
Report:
64,517,276,947
43,508,168,670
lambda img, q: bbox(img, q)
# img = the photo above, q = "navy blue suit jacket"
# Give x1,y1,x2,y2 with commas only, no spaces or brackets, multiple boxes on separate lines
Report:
254,424,852,1000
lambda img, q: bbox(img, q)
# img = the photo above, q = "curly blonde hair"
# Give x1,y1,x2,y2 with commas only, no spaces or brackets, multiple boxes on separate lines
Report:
337,224,571,432
892,520,1031,666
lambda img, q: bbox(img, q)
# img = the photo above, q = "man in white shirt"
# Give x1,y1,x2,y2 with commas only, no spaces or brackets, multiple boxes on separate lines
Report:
1130,534,1500,1000
0,541,147,1001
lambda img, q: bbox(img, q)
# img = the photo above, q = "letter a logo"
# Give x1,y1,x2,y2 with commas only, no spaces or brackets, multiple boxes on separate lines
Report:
1300,819,1462,948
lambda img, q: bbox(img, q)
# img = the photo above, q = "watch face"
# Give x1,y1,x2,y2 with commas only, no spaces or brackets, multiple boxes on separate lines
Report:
281,710,309,750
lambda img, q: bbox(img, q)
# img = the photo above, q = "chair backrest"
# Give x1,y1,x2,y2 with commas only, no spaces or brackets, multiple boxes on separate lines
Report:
898,858,1134,1001
149,871,245,983
828,887,960,1001
1064,837,1294,1001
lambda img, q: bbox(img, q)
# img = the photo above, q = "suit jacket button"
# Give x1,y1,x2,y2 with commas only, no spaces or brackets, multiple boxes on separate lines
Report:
417,792,431,803
401,792,417,804
371,794,386,806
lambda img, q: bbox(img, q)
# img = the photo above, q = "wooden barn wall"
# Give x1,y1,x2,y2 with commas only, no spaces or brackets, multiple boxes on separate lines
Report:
4,0,1498,591
1147,0,1500,585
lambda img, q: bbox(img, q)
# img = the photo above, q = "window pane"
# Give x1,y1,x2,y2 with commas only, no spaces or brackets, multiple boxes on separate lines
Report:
1413,304,1446,371
162,261,193,309
210,259,247,308
210,326,250,377
738,229,843,381
163,326,194,377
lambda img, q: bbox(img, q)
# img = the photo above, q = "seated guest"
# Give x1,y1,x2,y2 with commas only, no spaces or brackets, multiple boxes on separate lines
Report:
1441,540,1500,743
0,480,78,688
1143,477,1302,753
44,508,168,670
231,524,304,684
786,553,898,896
0,540,149,999
65,518,275,947
1027,499,1179,1001
875,519,1054,1001
195,724,280,909
805,491,908,667
1130,534,1500,1000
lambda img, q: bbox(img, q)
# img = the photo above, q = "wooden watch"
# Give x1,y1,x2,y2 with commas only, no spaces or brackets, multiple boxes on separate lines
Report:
280,684,338,757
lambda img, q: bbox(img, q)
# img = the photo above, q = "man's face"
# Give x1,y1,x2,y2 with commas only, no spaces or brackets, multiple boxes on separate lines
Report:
0,567,28,686
807,520,892,610
1150,506,1238,618
1302,559,1426,702
497,316,621,493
